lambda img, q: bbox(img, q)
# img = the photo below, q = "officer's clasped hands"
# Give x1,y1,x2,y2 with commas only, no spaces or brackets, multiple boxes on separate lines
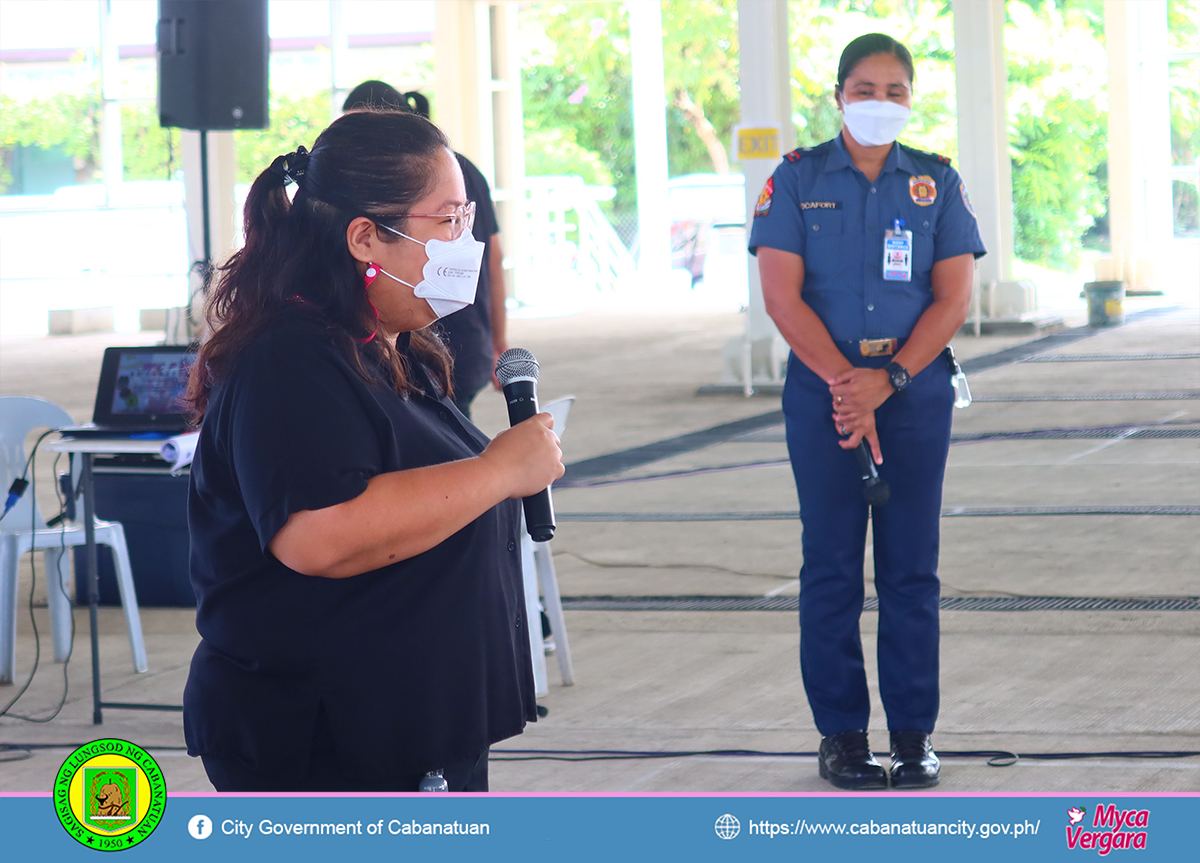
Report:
829,367,894,462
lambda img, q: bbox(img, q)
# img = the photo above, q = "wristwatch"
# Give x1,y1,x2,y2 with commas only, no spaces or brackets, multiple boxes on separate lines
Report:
884,361,911,393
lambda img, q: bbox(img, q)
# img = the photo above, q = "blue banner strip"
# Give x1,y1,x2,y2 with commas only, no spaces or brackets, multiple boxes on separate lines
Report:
3,793,1197,862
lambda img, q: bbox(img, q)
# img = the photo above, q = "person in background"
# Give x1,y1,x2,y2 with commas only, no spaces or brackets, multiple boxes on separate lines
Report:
749,33,986,790
343,81,508,419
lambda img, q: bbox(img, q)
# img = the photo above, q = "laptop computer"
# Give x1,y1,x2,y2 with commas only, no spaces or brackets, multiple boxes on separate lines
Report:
58,345,198,438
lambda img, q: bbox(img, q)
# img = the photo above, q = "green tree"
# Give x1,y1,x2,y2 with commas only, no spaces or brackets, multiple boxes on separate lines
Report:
122,102,183,181
661,0,740,175
1006,0,1107,267
233,92,334,184
0,82,101,191
520,1,635,218
524,127,614,185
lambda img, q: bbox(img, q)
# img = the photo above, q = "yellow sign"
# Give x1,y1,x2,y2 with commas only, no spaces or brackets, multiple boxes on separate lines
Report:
736,127,780,161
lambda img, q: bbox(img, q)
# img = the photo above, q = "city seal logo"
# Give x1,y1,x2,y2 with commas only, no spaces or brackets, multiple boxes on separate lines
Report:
54,739,166,851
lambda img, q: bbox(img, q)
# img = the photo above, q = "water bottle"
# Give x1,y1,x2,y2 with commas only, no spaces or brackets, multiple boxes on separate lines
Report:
418,770,448,792
945,346,972,409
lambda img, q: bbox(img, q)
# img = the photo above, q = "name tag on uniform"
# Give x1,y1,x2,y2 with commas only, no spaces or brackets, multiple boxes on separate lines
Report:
883,219,912,282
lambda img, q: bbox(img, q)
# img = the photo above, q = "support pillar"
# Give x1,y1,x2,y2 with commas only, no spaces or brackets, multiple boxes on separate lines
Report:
731,0,790,390
951,0,1014,312
180,130,237,339
434,0,494,177
629,0,672,277
490,1,526,301
329,0,351,121
98,0,123,200
1104,0,1172,290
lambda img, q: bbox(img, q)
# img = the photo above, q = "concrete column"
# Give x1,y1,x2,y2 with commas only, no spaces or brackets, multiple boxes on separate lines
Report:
98,0,123,199
490,1,526,299
1105,0,1172,287
329,0,351,121
181,131,238,289
737,0,791,344
434,0,494,177
629,0,671,276
951,0,1012,290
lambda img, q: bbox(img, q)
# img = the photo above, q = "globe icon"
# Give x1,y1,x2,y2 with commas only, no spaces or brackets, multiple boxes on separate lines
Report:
714,813,740,840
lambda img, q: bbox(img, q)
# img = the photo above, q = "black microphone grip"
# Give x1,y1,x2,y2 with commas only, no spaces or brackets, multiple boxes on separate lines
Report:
502,378,556,542
852,438,891,507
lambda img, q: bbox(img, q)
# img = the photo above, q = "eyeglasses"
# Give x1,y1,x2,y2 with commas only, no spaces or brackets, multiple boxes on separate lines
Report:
384,200,476,242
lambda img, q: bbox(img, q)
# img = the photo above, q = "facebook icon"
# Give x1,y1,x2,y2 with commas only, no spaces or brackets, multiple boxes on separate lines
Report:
188,814,213,839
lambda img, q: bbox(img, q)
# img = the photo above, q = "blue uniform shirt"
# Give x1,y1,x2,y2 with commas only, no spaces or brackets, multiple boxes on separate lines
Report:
748,135,987,343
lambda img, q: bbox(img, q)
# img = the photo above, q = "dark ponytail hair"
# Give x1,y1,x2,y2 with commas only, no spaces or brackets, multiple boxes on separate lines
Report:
399,91,431,119
836,33,915,92
340,80,430,120
186,110,455,419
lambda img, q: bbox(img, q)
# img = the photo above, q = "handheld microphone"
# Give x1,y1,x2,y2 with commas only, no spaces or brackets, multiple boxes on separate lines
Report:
852,439,891,506
495,347,556,542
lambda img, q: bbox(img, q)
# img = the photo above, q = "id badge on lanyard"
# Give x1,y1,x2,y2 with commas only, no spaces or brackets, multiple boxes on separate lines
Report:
883,218,913,282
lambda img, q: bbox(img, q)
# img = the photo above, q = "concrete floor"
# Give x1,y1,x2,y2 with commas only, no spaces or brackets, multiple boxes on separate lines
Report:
1,299,1197,793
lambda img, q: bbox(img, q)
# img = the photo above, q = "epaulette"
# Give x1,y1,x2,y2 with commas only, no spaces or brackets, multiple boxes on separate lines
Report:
783,142,824,163
901,143,952,167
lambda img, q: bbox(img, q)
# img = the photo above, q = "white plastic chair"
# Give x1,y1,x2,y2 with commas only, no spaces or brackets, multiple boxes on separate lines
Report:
0,397,147,685
521,395,576,696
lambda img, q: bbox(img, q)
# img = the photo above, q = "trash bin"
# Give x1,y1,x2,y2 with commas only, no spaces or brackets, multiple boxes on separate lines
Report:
1083,280,1125,327
74,467,194,607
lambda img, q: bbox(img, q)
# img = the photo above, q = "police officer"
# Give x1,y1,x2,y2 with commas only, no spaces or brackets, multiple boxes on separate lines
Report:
749,34,986,790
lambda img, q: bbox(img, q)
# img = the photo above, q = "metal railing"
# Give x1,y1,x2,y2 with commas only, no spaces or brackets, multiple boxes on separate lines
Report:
519,176,636,293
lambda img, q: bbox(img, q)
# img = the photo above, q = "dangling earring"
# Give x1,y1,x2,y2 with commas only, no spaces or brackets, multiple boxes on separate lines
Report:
361,263,381,343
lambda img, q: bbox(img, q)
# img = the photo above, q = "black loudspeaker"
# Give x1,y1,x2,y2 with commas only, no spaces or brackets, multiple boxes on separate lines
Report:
157,0,269,130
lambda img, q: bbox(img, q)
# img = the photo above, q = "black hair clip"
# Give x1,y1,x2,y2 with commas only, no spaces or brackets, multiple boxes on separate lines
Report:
269,145,310,186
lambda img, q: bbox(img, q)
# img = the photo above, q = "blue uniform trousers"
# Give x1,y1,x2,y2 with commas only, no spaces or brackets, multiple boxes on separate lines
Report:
783,346,952,735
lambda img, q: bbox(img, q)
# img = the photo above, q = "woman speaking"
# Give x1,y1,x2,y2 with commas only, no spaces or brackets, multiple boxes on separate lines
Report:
182,110,563,791
749,34,986,790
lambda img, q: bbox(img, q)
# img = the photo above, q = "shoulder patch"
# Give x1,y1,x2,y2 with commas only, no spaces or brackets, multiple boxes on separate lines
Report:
754,177,774,217
960,182,977,218
784,148,804,163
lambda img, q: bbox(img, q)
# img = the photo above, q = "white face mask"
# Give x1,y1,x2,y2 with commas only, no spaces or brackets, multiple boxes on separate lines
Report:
372,226,485,319
840,99,911,147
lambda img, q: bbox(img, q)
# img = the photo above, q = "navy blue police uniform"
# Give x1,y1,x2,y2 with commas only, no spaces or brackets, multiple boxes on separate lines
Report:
748,134,985,736
184,308,536,791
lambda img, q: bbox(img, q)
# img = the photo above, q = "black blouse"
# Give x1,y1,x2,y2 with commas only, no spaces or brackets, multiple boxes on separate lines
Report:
183,310,535,780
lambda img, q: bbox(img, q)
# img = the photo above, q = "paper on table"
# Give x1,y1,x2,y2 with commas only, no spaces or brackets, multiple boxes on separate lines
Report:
160,431,199,474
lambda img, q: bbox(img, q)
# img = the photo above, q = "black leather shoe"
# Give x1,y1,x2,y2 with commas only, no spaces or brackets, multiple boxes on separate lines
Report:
818,730,888,790
889,731,940,788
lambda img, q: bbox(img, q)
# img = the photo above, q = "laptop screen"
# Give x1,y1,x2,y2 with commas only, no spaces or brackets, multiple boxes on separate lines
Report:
92,346,197,429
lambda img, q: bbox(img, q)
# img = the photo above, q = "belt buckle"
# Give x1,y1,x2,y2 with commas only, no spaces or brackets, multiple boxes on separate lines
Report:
859,338,897,357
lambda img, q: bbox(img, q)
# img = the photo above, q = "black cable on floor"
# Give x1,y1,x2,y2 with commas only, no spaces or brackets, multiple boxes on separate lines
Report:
487,748,1200,767
5,743,1193,770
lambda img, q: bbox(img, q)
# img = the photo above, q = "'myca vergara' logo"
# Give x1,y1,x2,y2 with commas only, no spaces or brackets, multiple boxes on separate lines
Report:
1065,804,1149,855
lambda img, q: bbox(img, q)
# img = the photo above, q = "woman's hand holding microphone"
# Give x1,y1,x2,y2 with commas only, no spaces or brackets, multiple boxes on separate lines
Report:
481,413,565,499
